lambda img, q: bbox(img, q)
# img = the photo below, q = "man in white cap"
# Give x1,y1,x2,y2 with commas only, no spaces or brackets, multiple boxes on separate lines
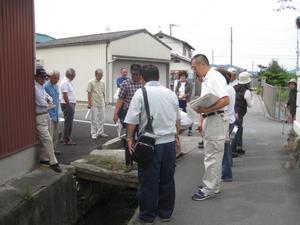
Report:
227,67,238,87
286,78,297,121
231,71,253,157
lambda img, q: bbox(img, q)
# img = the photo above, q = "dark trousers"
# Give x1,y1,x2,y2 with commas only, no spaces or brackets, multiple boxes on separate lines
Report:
179,99,192,132
232,115,244,153
61,103,75,142
138,141,176,223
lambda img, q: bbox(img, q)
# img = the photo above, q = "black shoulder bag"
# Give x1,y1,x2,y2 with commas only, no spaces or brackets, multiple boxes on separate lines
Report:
132,87,156,165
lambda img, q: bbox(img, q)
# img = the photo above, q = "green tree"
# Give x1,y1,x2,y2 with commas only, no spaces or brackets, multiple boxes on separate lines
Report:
258,60,293,86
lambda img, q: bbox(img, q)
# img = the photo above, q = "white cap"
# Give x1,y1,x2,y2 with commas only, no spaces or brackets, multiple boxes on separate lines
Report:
289,78,297,84
238,71,252,84
227,67,237,74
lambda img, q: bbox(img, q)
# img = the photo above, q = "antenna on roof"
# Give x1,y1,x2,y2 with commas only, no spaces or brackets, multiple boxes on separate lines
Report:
169,24,178,36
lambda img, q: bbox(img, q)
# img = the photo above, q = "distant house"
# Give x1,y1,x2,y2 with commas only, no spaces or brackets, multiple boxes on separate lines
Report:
155,31,195,71
35,33,55,44
154,31,195,91
36,29,171,103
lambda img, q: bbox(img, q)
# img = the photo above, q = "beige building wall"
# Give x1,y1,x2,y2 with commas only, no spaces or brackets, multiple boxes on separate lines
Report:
36,43,107,102
110,32,170,61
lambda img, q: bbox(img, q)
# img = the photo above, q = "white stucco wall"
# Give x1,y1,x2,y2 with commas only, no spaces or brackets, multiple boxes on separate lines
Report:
36,32,172,103
157,36,183,55
110,32,170,61
36,44,107,102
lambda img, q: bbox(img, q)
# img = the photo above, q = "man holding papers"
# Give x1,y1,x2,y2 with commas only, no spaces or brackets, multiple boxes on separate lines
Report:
190,54,229,201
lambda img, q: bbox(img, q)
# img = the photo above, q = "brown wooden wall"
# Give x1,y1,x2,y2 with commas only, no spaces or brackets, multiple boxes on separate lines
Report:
0,0,36,159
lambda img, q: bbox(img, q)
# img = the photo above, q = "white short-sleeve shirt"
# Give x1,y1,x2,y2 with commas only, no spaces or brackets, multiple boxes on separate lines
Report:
60,77,76,104
124,81,180,144
201,68,229,110
226,85,236,123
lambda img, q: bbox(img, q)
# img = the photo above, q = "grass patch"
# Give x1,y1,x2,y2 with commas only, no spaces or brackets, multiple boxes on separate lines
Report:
85,155,128,171
19,188,34,203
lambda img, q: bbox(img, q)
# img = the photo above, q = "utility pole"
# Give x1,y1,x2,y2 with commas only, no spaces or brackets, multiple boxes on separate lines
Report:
297,27,299,71
230,27,233,66
169,24,178,36
212,49,214,64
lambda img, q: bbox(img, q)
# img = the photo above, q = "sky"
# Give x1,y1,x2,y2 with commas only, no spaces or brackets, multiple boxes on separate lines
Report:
35,0,300,71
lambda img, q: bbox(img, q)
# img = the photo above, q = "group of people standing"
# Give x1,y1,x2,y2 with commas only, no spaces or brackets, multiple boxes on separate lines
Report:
34,67,109,173
117,54,254,225
34,54,254,224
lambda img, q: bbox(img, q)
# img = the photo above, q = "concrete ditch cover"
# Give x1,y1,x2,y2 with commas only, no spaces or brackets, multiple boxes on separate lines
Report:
72,149,138,188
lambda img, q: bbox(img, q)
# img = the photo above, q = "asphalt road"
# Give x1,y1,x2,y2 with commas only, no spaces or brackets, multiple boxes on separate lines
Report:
56,104,122,164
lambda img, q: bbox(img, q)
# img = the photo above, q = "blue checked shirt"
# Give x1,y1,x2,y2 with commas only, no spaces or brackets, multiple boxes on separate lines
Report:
44,80,59,122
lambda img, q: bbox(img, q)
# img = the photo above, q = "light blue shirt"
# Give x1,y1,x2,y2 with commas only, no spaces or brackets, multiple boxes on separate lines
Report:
125,81,180,144
44,80,59,122
35,81,48,114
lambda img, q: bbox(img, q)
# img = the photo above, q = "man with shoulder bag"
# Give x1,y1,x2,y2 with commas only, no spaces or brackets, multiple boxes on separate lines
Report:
125,65,180,225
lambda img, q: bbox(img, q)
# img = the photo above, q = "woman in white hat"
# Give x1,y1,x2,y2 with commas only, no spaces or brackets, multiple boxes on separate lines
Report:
232,71,253,157
286,78,297,121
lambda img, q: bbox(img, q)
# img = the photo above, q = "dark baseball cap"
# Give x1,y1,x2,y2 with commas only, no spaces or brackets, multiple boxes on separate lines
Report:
130,64,141,74
35,68,47,78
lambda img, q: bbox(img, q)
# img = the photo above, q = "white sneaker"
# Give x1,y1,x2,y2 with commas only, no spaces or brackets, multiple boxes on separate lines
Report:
99,133,108,137
91,135,97,140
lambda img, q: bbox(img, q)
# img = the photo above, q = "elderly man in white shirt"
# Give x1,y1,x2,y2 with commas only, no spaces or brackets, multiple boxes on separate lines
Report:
60,68,77,145
125,65,180,224
191,54,229,201
35,67,61,173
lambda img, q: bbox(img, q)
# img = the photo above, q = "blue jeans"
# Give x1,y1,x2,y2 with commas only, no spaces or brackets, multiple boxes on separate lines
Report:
137,141,176,223
222,123,234,180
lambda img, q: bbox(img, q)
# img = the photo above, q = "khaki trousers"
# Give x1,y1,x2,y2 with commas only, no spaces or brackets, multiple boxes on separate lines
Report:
202,113,228,195
48,120,59,149
36,114,58,165
91,106,105,137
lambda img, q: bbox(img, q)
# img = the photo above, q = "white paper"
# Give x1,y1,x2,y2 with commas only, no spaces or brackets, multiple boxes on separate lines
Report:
186,103,201,124
189,94,219,110
85,109,91,120
113,88,120,100
115,119,122,137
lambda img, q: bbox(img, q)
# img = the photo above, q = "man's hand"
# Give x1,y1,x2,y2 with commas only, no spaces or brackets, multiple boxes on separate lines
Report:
113,113,119,124
196,117,204,135
195,106,210,113
126,137,135,155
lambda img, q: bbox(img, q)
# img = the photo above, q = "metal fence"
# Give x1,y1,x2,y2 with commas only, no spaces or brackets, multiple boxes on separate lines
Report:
261,82,289,120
